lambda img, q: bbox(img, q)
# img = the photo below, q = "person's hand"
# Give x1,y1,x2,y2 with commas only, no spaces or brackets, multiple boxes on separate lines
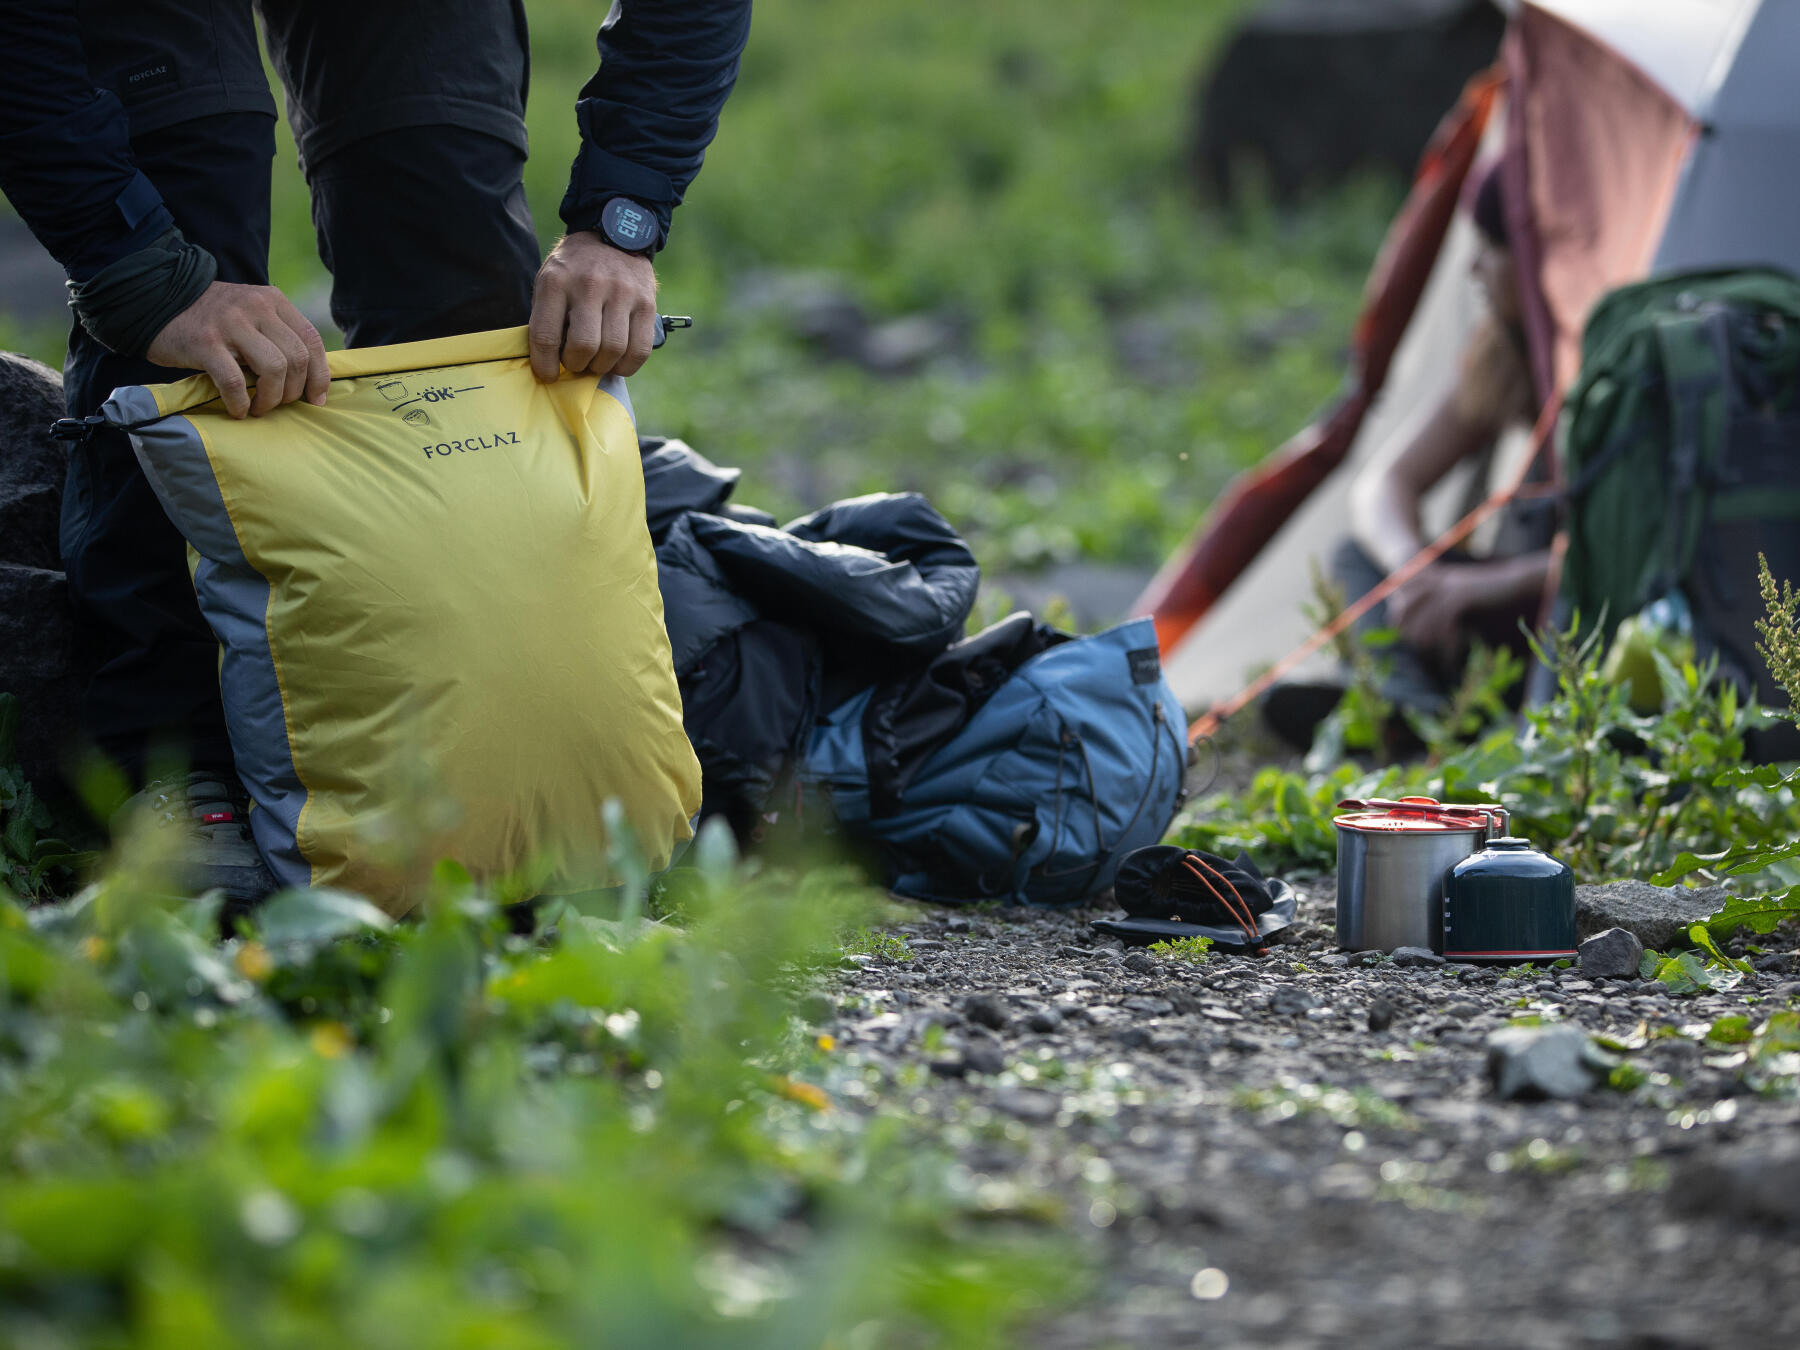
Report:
1387,563,1487,662
528,231,658,382
145,281,330,420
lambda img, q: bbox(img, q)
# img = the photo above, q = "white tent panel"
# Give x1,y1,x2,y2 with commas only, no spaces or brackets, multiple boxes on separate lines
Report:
1164,213,1492,708
1524,0,1759,112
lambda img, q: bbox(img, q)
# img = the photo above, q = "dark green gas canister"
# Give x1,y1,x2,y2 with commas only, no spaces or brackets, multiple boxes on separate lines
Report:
1441,837,1576,962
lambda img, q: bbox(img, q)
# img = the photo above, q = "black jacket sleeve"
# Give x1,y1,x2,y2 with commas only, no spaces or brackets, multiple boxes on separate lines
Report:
0,2,176,281
559,0,752,251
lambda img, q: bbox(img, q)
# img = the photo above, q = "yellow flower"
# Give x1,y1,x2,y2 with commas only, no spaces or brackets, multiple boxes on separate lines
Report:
770,1075,829,1112
80,935,109,963
309,1022,353,1059
234,941,273,982
815,1033,836,1052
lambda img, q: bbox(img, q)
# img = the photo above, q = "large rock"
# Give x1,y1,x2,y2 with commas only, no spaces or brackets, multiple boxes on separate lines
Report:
1575,882,1728,951
0,352,65,571
0,352,80,789
1190,0,1505,204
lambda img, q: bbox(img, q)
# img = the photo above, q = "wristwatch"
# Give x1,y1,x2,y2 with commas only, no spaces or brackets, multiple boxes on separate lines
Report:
596,196,662,256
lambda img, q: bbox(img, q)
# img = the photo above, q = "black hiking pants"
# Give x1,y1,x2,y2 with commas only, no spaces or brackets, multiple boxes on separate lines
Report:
62,0,540,778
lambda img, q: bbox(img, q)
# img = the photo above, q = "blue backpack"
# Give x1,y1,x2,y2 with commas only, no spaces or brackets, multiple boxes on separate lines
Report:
800,615,1187,905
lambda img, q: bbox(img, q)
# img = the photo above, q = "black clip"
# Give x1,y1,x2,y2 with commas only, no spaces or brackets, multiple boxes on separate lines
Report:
650,314,693,351
50,415,107,444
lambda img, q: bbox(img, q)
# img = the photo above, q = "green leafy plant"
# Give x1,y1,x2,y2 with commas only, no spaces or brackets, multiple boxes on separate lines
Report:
0,817,1078,1345
842,928,915,962
1637,924,1754,996
1406,640,1529,766
1754,552,1800,703
1175,610,1800,883
1145,934,1214,964
1647,554,1800,936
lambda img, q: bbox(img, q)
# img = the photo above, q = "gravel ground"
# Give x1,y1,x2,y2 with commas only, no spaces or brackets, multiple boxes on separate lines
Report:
823,881,1800,1348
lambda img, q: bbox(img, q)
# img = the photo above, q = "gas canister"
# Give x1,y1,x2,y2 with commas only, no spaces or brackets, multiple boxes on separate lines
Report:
1441,837,1577,962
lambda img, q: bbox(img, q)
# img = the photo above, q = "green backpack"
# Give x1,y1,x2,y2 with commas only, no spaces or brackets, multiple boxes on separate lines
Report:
1560,267,1800,710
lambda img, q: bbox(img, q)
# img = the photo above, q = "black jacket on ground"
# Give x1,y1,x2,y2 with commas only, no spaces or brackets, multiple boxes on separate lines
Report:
641,437,981,840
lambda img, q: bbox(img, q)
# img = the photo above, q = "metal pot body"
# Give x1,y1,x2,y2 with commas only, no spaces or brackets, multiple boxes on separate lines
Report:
1336,818,1488,953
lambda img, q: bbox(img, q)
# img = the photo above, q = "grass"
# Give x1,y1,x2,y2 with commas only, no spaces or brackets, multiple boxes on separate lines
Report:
1146,934,1214,964
842,928,915,963
0,829,1080,1345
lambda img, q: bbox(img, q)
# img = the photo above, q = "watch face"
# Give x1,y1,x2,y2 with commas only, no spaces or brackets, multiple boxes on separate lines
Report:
601,197,658,253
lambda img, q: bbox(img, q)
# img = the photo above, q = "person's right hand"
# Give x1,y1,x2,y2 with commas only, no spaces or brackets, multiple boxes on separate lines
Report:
145,281,330,419
1387,562,1483,665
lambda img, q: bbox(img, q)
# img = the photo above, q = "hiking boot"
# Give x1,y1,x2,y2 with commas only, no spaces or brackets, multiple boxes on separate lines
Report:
119,769,276,906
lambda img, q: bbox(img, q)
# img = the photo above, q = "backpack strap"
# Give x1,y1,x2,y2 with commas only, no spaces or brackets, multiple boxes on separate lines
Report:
1651,307,1735,599
1034,701,1173,894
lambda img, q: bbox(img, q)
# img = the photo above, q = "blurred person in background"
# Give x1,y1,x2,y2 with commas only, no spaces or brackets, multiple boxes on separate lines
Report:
1264,158,1553,748
0,0,751,897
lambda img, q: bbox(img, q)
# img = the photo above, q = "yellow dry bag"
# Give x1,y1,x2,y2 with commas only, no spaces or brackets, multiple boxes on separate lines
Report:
102,327,701,913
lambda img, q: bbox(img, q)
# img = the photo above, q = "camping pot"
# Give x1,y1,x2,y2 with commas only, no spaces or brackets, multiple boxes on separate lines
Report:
1442,837,1577,962
1334,797,1502,953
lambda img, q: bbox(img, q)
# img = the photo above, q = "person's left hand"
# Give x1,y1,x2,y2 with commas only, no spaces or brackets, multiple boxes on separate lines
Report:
1387,563,1485,662
528,231,658,382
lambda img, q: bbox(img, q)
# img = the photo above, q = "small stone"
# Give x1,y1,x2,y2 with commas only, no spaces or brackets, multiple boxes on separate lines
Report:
964,995,1009,1030
1670,1136,1800,1230
994,1086,1059,1123
1122,952,1158,976
1390,947,1445,968
961,1038,1006,1077
1367,997,1397,1032
1025,1008,1063,1034
1772,981,1800,1002
1122,997,1173,1016
1485,1025,1603,1101
1441,1001,1482,1020
1269,987,1317,1016
1579,927,1645,981
1116,1026,1155,1049
946,916,972,933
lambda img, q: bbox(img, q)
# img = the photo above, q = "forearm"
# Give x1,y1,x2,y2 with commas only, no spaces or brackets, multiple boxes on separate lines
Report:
0,2,175,279
1352,475,1427,577
559,0,753,247
1465,549,1553,611
1350,392,1501,577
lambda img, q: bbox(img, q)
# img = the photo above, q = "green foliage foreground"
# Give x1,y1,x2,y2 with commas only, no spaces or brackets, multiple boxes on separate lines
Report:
0,827,1075,1348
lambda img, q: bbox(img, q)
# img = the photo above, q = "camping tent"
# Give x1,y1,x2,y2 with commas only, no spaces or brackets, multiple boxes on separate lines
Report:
1145,0,1800,716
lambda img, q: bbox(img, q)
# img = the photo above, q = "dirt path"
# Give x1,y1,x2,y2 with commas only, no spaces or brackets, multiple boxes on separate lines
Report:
825,884,1800,1348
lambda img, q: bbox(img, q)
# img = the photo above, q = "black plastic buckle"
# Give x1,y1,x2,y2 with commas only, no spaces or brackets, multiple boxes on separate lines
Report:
50,415,107,443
